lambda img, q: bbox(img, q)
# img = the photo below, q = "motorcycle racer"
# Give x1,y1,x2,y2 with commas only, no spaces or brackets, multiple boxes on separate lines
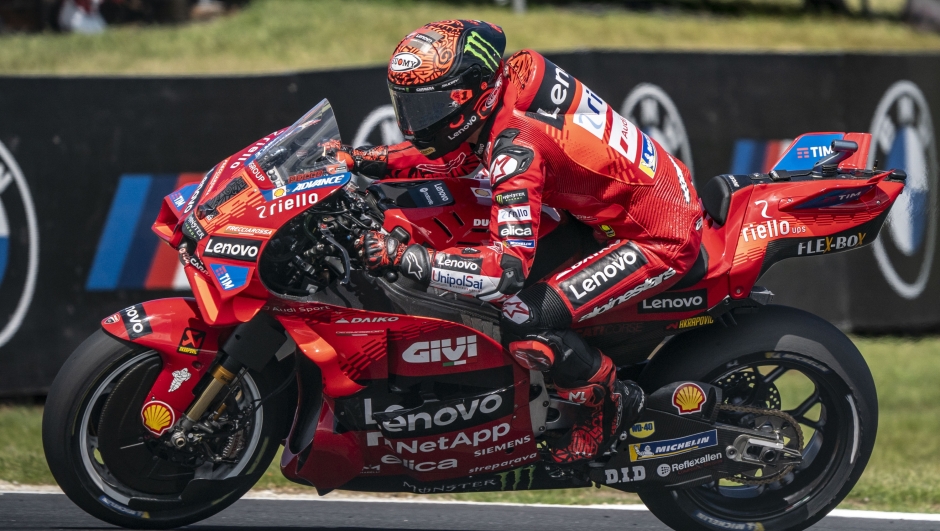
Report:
337,20,703,464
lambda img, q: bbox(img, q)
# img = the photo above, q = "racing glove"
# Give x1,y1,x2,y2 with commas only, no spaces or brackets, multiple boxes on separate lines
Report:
357,231,406,270
324,141,388,179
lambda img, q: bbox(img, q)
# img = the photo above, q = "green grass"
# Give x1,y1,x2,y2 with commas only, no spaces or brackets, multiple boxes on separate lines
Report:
5,336,940,511
0,404,52,485
1,0,940,75
838,337,940,512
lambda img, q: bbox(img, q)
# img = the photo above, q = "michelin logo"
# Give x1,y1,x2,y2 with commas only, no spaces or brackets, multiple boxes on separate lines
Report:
629,429,717,461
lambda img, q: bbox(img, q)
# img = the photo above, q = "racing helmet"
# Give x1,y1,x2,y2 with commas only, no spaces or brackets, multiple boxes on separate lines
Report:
387,20,506,159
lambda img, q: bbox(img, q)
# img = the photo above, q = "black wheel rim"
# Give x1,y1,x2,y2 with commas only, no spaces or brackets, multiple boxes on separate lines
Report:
77,351,266,509
677,351,857,524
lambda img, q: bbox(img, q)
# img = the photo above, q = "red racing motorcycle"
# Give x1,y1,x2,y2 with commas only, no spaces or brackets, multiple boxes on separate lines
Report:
43,99,905,531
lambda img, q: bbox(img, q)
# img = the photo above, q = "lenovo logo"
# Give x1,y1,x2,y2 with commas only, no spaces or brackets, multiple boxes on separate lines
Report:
557,243,648,309
435,253,482,273
381,393,503,433
637,289,708,313
203,236,261,262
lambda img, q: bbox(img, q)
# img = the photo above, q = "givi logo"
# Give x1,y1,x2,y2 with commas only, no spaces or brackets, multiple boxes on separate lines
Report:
403,336,478,366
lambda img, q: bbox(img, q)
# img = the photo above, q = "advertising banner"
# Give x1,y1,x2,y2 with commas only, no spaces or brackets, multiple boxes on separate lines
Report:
0,52,937,395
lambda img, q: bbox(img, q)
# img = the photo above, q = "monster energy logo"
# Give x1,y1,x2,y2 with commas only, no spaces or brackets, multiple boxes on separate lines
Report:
464,31,501,72
495,465,536,491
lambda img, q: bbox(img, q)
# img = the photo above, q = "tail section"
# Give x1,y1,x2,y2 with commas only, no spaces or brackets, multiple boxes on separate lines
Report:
772,132,873,173
712,133,906,294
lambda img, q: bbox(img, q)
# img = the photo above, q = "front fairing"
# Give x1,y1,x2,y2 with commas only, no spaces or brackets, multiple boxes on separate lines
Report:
150,99,352,324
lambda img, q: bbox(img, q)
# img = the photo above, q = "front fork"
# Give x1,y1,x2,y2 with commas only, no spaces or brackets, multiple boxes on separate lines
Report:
168,312,289,444
170,359,241,448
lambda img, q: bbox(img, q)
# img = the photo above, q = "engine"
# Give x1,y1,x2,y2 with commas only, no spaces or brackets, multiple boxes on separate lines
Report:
258,186,385,298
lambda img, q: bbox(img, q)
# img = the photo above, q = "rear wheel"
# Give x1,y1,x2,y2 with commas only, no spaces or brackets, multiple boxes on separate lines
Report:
42,330,293,529
636,305,877,531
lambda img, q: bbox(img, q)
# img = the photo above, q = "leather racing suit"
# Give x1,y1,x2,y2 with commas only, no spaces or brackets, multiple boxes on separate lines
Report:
353,49,704,461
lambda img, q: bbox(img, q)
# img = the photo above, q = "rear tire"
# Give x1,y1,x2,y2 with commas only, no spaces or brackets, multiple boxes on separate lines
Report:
42,330,293,529
636,305,877,531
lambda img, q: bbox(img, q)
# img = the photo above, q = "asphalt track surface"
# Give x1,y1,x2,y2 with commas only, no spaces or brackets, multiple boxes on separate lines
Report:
3,494,940,531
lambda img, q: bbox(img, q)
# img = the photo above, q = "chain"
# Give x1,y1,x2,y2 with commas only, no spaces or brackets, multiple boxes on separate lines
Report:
716,404,805,485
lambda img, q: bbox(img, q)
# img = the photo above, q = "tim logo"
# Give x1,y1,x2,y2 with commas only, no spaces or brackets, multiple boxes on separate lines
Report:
796,147,810,159
402,335,478,366
211,264,250,291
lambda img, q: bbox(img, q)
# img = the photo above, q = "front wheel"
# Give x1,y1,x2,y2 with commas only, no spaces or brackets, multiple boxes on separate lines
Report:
42,330,293,529
636,305,877,531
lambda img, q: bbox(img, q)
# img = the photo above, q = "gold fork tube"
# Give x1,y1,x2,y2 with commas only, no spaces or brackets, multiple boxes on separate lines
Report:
183,364,237,424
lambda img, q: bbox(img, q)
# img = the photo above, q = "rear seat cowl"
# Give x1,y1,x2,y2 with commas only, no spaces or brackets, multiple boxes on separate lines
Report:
701,174,753,226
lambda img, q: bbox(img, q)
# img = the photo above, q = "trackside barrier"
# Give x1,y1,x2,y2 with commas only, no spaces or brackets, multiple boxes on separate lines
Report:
0,52,938,395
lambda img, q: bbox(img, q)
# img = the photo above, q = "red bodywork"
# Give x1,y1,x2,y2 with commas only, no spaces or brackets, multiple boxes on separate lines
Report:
100,130,903,491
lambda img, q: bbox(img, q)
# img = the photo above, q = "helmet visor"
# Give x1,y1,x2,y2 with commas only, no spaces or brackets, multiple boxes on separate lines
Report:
389,87,469,134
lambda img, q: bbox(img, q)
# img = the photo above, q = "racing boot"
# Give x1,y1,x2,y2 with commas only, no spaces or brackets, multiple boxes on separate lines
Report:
550,355,645,463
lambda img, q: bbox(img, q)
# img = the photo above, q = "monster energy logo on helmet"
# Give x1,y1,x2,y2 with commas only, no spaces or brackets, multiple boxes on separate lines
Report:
464,31,501,72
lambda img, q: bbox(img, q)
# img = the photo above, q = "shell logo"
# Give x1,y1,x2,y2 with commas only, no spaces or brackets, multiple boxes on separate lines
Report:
141,401,175,436
672,383,706,415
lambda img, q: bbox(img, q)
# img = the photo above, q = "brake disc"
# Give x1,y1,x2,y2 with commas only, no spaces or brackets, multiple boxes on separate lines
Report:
716,370,782,410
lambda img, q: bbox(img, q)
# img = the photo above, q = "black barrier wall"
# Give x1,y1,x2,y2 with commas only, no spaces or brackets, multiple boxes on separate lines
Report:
0,52,938,395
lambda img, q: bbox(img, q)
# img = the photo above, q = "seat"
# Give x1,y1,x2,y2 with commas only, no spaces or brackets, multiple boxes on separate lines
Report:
700,175,735,226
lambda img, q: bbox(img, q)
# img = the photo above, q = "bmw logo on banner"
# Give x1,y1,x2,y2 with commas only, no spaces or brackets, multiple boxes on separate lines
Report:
354,105,404,148
868,81,938,300
0,140,39,348
621,83,694,177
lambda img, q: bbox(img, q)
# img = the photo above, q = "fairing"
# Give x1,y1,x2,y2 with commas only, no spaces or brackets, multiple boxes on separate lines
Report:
108,124,902,492
272,303,537,491
150,99,353,326
99,298,227,435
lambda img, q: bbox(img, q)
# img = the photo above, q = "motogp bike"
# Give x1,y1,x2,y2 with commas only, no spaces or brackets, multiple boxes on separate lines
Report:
43,99,905,531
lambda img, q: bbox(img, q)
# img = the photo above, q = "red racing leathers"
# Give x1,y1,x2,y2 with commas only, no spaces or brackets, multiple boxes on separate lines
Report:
360,49,703,327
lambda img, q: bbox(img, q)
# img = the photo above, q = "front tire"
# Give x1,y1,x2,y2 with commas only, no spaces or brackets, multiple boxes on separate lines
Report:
636,305,877,531
42,330,293,529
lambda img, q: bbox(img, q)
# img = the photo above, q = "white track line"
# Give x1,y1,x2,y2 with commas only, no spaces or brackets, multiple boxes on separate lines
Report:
0,482,61,495
3,486,938,521
246,492,940,520
828,509,940,521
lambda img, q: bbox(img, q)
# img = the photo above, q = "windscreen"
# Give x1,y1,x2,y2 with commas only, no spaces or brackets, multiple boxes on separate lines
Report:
252,99,346,187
